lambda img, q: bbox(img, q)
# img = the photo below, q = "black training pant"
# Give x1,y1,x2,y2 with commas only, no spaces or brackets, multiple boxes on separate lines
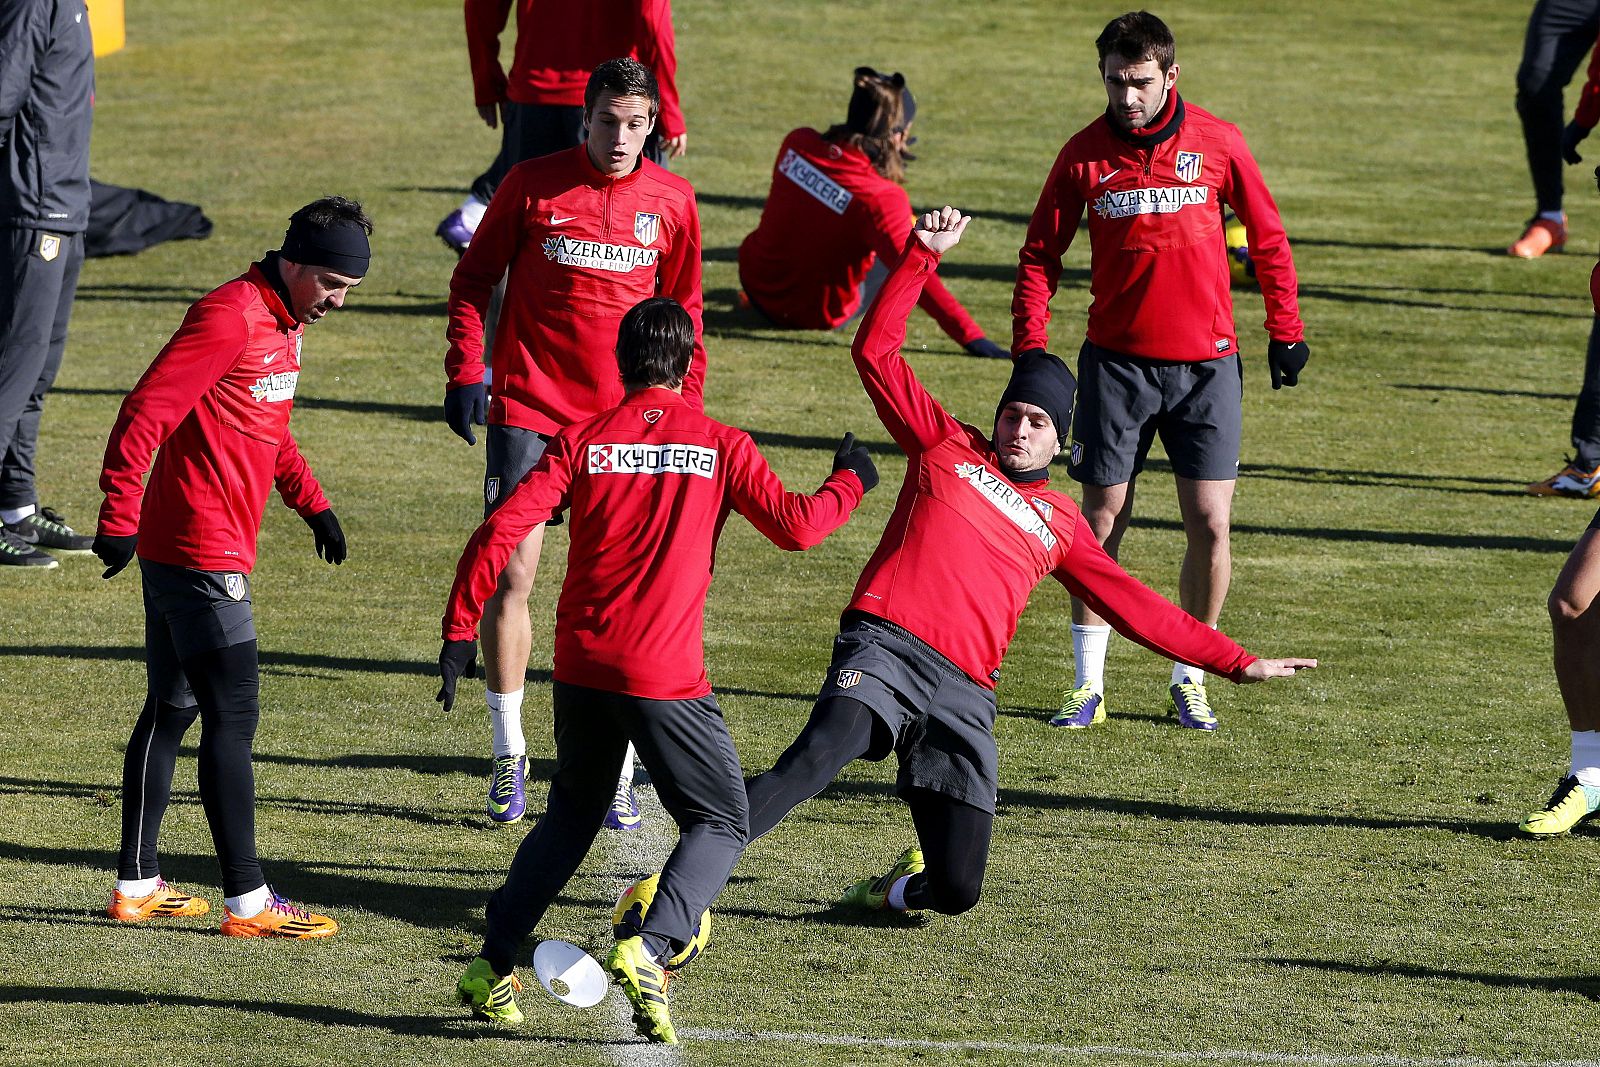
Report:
1517,0,1600,214
480,681,748,975
1573,315,1600,468
0,229,83,511
745,695,993,915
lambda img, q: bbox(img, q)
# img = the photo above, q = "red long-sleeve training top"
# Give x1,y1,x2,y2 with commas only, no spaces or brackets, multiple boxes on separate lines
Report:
738,127,983,345
463,0,685,140
98,263,329,574
1013,94,1302,361
853,238,1256,689
445,145,704,436
442,388,866,700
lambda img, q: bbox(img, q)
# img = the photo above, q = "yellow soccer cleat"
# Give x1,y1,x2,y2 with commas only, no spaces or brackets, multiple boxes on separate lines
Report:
219,891,337,939
841,846,925,910
107,879,210,922
606,936,677,1044
1520,776,1600,837
456,956,525,1027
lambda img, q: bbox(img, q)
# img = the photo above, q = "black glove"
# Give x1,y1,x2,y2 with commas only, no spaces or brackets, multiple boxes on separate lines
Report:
436,638,479,711
92,532,138,579
832,432,879,493
305,509,347,565
1564,120,1591,165
1267,339,1309,390
444,382,488,445
964,337,1010,360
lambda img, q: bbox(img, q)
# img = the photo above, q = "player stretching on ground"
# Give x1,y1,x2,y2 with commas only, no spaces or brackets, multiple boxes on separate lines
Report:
444,57,704,829
1013,11,1308,732
1521,506,1600,834
94,197,369,938
741,208,1314,921
437,298,875,1043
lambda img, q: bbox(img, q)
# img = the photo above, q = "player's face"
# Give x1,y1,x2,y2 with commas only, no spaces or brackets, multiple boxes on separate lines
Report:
1101,53,1178,132
993,402,1062,474
280,261,363,325
585,92,657,177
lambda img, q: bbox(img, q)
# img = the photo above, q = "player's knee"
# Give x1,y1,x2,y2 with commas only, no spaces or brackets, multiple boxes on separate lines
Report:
1549,584,1593,628
925,870,984,915
1516,68,1561,110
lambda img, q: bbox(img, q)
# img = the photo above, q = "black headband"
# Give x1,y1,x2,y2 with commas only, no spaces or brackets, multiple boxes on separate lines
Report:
281,217,370,278
996,350,1077,445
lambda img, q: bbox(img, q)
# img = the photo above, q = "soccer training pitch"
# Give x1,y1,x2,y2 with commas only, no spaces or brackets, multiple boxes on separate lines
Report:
4,0,1598,1063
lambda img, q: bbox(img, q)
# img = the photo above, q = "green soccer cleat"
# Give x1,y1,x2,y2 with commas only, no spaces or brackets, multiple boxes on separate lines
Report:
1051,682,1106,728
606,936,677,1044
456,956,524,1027
841,846,925,910
1519,776,1600,837
1169,681,1218,731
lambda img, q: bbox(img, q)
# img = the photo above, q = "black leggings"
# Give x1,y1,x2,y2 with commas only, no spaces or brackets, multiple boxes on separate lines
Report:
118,640,263,897
745,696,993,915
1516,0,1600,213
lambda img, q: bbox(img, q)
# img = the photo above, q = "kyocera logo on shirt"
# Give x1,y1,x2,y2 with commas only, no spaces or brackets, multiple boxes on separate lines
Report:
778,149,853,215
588,442,717,478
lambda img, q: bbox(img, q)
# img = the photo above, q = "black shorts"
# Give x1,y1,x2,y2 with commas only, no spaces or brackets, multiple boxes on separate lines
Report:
483,423,555,521
1068,340,1243,485
140,558,256,709
817,615,1000,814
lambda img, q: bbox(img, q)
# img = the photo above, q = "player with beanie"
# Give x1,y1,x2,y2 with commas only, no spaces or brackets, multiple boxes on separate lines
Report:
94,196,370,938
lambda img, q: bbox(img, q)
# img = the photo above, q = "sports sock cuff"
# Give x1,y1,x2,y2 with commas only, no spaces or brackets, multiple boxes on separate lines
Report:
116,876,161,897
0,504,36,524
486,688,525,714
887,873,913,911
226,883,271,918
1171,661,1205,686
1572,731,1600,784
460,196,489,229
1071,624,1112,689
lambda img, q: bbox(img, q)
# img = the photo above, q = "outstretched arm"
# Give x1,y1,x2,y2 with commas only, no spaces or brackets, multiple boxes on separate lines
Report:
725,431,871,550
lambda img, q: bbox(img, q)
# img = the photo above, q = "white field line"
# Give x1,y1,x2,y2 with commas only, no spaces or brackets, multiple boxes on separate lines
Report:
597,775,680,1067
679,1030,1599,1067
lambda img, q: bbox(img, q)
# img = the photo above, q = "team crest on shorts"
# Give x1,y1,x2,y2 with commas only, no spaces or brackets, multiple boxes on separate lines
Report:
224,574,246,602
634,212,661,247
1174,151,1203,183
37,234,61,262
643,409,663,424
836,669,862,689
1070,442,1083,466
485,476,500,504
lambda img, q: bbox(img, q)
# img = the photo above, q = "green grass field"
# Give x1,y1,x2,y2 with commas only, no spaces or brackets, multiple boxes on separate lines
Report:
5,0,1600,1062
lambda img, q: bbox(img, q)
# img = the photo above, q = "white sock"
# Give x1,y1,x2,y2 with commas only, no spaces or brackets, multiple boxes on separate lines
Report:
1539,209,1566,224
487,688,526,758
116,876,161,897
618,742,636,785
1071,624,1111,692
459,194,489,230
1171,661,1205,686
886,874,913,911
1572,731,1600,789
0,504,35,525
226,883,271,918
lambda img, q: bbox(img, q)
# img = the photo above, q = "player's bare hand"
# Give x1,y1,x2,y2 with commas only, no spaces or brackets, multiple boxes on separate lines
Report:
913,206,971,254
665,133,688,159
1240,657,1318,683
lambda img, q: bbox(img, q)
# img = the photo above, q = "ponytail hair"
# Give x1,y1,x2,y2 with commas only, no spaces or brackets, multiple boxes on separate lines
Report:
823,67,915,185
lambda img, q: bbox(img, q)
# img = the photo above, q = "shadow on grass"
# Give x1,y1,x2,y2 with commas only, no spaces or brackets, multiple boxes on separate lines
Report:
1263,957,1600,1003
0,984,632,1044
50,385,442,423
1392,382,1572,402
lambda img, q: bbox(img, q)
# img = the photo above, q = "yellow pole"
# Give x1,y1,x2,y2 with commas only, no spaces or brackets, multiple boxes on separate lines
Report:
88,0,125,57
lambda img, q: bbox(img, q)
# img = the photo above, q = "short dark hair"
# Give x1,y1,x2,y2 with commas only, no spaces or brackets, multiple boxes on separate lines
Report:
288,195,372,237
616,297,693,389
1096,11,1176,71
585,57,660,117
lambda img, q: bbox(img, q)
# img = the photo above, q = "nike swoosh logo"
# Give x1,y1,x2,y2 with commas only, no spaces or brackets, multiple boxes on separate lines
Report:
550,215,578,225
263,352,278,365
489,798,513,813
1097,169,1122,185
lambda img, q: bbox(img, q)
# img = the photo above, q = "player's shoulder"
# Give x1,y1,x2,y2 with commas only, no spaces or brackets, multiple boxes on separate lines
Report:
192,272,265,324
635,158,697,205
1180,100,1245,141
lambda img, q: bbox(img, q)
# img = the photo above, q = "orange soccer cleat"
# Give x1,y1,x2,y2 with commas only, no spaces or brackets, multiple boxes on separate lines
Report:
219,892,338,939
1508,215,1567,258
107,879,211,922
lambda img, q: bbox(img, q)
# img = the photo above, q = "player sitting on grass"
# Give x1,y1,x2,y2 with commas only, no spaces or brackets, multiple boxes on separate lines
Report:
1521,504,1600,835
740,207,1316,918
437,296,876,1043
94,197,368,938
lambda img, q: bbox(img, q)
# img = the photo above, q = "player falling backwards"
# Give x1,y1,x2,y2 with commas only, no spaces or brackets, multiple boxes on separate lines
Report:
739,207,1316,927
436,297,876,1043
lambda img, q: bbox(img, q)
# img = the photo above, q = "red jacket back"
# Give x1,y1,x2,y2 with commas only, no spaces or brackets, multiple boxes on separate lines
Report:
442,388,866,699
446,145,704,436
98,264,329,574
464,0,685,139
1013,96,1302,361
738,128,981,345
857,239,1254,689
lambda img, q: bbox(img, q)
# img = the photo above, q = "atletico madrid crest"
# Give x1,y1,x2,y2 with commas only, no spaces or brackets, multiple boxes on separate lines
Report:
836,669,862,689
224,574,246,602
1174,151,1203,184
37,234,61,262
634,212,661,247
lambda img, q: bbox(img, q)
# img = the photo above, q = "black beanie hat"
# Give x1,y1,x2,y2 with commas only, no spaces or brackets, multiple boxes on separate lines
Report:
995,349,1076,444
281,215,371,279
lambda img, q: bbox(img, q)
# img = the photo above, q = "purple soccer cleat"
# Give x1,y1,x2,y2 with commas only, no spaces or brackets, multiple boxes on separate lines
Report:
487,754,529,823
603,778,642,831
435,209,474,255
